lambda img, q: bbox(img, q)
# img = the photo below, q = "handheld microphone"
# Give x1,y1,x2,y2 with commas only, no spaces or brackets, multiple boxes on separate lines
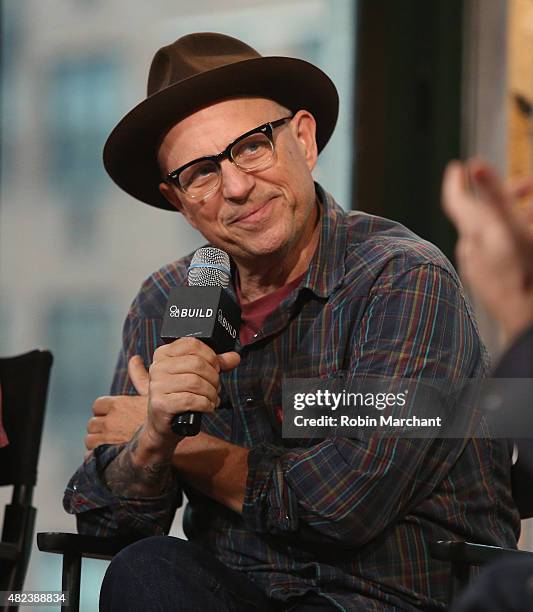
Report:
160,247,241,436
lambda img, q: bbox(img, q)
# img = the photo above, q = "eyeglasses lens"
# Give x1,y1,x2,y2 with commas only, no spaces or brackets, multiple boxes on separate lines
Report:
179,131,275,198
232,133,274,170
179,160,219,197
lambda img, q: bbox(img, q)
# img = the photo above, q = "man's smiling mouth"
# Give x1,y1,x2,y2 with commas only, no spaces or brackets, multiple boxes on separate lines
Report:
229,196,277,225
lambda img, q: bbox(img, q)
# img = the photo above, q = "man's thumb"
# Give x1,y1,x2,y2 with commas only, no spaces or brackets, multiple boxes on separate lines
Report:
218,351,241,372
128,355,149,396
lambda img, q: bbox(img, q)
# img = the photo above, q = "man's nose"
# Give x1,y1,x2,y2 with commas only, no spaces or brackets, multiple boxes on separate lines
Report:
220,159,255,202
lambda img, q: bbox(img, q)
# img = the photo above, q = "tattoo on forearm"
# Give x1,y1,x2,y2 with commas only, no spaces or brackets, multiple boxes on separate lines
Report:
104,427,173,497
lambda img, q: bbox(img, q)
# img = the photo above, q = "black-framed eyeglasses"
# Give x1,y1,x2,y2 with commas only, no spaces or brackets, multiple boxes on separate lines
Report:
165,115,293,200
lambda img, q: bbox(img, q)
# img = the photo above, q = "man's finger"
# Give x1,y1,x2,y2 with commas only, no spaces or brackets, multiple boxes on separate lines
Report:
155,338,220,372
85,433,102,451
217,351,241,372
92,396,112,416
86,416,103,434
128,355,149,396
153,354,220,389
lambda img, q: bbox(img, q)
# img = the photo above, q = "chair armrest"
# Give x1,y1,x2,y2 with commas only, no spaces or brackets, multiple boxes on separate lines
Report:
430,540,533,566
37,532,138,561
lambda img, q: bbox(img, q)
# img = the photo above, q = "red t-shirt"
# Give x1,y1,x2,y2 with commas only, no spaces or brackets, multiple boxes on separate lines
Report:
237,273,305,346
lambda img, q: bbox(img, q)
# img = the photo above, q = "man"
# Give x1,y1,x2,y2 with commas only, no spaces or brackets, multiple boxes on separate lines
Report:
64,33,519,611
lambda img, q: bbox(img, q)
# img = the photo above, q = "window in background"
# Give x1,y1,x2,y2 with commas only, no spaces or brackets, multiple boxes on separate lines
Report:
45,55,122,250
0,1,23,184
45,297,116,420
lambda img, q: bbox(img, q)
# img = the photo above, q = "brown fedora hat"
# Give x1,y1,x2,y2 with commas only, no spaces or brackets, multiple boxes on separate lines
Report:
103,32,339,211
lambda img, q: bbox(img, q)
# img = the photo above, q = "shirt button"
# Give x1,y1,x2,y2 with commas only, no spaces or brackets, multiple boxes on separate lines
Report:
245,397,254,405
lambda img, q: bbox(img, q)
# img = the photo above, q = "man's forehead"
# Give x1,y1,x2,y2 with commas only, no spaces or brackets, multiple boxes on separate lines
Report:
158,97,287,166
177,97,284,130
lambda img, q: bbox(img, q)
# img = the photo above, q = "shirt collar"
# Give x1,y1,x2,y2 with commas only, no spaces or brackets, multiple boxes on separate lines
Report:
300,182,348,299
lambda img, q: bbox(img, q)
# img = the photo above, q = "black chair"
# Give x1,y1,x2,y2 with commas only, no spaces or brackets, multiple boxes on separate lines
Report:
37,507,196,611
0,349,53,612
431,443,533,606
36,532,138,611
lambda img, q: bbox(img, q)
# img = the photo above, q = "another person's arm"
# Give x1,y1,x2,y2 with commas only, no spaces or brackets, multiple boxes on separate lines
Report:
442,159,533,349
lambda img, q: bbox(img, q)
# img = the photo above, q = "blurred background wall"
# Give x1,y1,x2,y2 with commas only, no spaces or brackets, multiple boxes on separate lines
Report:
0,1,356,609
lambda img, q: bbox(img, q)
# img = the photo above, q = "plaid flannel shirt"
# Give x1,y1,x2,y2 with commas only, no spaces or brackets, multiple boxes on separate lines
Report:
64,184,519,611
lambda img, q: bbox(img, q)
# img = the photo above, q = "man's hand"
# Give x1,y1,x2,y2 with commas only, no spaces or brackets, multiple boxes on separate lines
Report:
442,159,533,347
86,340,240,451
85,356,149,450
101,339,240,498
87,341,246,510
145,337,240,447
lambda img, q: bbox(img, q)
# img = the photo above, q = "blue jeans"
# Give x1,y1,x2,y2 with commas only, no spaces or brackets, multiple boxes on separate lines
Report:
99,536,336,611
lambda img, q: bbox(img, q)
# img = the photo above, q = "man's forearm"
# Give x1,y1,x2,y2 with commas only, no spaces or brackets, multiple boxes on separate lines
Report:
102,421,248,510
104,426,177,497
171,432,249,513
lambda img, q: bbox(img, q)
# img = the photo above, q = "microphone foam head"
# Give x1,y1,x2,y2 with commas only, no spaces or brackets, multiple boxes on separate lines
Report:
188,247,231,288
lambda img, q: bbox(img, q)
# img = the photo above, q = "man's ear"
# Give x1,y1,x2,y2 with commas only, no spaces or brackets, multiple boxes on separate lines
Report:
158,182,199,229
291,110,318,172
